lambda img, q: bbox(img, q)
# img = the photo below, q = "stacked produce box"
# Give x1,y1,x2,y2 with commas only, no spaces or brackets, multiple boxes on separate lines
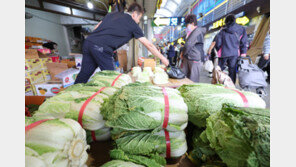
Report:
25,36,56,96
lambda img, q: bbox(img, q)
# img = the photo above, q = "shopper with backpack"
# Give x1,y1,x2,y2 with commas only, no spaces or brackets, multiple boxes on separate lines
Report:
214,14,248,83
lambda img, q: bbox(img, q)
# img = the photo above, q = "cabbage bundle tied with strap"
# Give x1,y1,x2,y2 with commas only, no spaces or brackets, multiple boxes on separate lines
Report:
206,104,270,167
114,130,187,158
33,84,118,131
101,160,144,167
25,117,89,167
101,83,188,133
178,83,266,127
88,70,132,88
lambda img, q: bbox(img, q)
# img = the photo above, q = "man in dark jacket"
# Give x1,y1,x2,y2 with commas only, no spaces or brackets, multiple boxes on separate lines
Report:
74,3,169,84
168,42,175,65
215,14,248,83
181,14,206,82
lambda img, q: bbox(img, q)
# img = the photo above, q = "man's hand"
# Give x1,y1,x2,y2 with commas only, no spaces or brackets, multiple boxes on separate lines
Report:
138,37,170,67
161,57,169,66
264,54,270,60
207,49,211,55
180,52,183,60
240,53,247,57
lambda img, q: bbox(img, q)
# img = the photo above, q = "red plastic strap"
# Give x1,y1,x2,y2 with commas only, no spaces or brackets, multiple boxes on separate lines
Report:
162,87,170,129
111,74,123,86
165,130,171,158
78,87,106,128
225,87,249,107
91,131,97,141
25,119,50,133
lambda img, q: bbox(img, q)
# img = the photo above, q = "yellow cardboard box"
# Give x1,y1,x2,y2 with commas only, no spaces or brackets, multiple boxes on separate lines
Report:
42,69,51,81
26,58,44,71
28,70,45,84
41,58,52,69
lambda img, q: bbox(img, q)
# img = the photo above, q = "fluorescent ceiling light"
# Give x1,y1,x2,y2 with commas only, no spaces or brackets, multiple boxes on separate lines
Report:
87,2,93,9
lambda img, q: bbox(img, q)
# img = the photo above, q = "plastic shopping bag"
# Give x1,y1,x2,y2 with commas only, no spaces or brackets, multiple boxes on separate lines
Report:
204,60,214,72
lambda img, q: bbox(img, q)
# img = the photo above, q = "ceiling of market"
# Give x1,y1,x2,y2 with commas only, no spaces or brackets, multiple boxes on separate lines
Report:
153,0,196,36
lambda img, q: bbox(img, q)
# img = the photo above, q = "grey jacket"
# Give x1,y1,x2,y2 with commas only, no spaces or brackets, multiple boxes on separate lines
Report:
263,33,270,55
183,27,206,61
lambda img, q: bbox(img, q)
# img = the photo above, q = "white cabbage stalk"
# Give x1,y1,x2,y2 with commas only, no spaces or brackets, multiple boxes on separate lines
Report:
143,67,154,77
136,72,151,83
132,66,142,77
154,67,165,73
25,118,89,167
153,71,169,85
102,160,144,167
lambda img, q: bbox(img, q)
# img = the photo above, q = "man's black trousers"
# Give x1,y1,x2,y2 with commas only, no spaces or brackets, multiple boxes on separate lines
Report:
74,40,115,84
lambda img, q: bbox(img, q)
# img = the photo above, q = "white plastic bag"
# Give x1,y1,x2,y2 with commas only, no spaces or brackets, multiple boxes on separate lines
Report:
204,60,214,72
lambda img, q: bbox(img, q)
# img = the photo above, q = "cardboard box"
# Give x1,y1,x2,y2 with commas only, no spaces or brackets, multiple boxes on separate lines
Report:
25,77,36,96
35,82,63,96
25,85,35,96
42,69,51,81
28,70,45,84
38,49,51,54
51,56,60,62
73,54,83,69
26,58,44,71
40,58,52,68
144,59,156,70
117,50,127,72
55,68,80,88
25,62,31,72
46,63,68,81
25,49,39,59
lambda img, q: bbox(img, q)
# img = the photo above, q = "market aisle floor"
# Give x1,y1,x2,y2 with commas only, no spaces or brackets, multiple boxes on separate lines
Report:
199,69,270,109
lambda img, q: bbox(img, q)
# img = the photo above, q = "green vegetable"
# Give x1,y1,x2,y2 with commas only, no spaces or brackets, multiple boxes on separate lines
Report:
110,149,165,167
113,130,187,158
205,104,270,167
86,127,111,143
25,118,89,167
88,70,132,88
101,160,145,167
189,129,225,166
190,129,217,163
178,83,266,127
34,85,118,131
101,83,188,133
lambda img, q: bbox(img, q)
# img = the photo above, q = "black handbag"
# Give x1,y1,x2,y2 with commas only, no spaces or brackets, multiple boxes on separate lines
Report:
166,65,186,79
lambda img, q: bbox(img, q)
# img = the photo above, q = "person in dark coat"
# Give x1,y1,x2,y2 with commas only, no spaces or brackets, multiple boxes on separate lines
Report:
74,3,169,84
181,14,206,82
168,42,175,66
214,14,248,83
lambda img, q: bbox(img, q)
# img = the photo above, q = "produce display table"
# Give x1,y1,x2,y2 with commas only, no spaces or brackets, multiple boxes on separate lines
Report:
128,72,194,88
